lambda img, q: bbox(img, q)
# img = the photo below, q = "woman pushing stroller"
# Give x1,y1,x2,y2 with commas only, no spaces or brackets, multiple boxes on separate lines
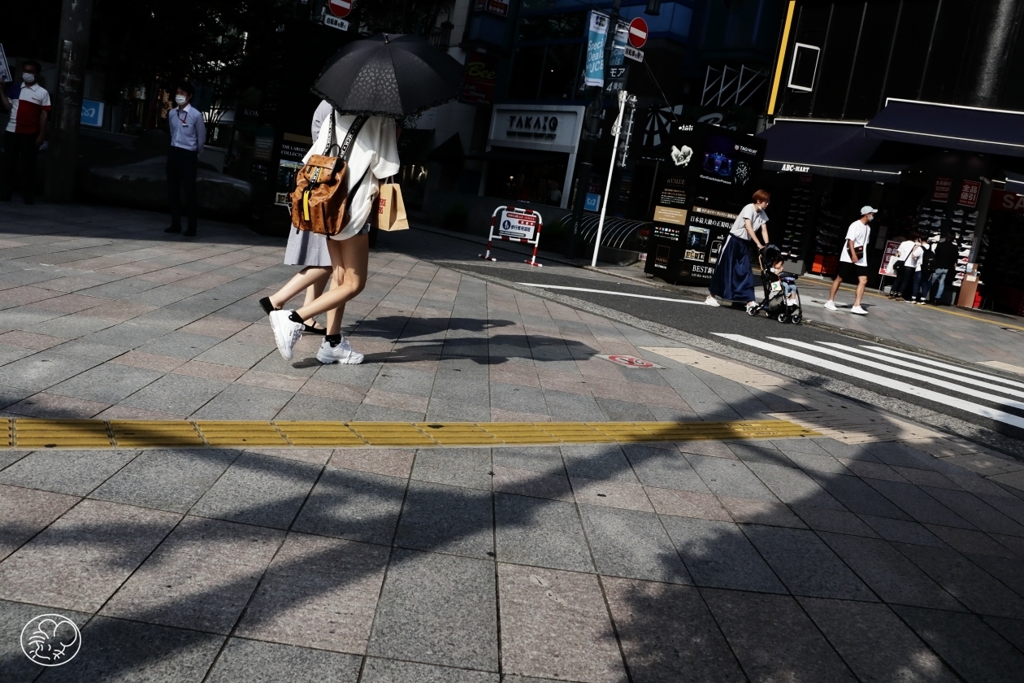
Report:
705,190,771,311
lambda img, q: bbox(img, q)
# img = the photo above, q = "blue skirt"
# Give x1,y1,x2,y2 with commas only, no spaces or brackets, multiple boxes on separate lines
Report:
709,235,756,303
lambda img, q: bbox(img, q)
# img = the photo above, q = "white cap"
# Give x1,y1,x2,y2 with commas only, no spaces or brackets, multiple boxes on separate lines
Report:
861,205,878,215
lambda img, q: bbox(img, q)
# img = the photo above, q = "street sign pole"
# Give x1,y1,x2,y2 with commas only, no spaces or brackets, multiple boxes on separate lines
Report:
591,89,629,268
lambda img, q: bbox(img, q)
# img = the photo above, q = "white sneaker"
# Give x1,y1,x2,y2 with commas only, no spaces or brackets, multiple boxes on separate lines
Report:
317,337,364,365
269,310,303,361
823,300,837,311
704,296,720,307
850,305,868,315
786,299,798,307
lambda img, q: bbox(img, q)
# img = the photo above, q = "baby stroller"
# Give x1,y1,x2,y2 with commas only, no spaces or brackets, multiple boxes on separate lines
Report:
746,244,803,324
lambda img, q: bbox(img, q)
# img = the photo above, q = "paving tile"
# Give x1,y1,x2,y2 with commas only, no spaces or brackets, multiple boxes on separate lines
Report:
866,479,976,529
982,616,1024,653
136,330,224,360
893,605,1024,683
235,532,388,654
102,518,285,633
368,548,498,671
817,532,965,611
0,448,138,497
0,599,92,681
361,658,498,683
742,525,875,600
688,455,779,502
120,373,231,416
6,391,110,418
838,458,910,483
702,588,857,682
36,616,223,683
0,485,79,561
291,467,406,545
172,359,247,382
109,349,186,372
190,451,322,529
799,598,960,683
495,493,593,572
498,563,625,683
646,486,731,521
570,475,653,512
328,448,415,478
0,449,28,471
717,497,807,528
661,516,785,593
578,504,690,584
809,473,913,520
560,444,639,484
394,480,494,559
747,461,847,511
411,447,492,491
858,514,947,547
922,486,1024,537
46,363,163,404
623,443,713,493
492,446,564,474
924,524,1017,558
795,507,878,537
90,448,238,513
493,465,573,502
0,499,179,612
604,577,745,683
892,542,1024,619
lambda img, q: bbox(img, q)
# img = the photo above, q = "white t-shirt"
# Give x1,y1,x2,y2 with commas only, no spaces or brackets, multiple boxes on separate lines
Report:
839,220,870,266
904,243,924,270
730,203,768,240
305,113,401,240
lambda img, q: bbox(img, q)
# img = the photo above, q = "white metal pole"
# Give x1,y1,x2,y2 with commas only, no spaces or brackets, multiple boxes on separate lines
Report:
591,90,628,268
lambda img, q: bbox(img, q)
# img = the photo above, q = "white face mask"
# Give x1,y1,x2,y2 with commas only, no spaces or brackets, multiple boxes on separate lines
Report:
174,95,187,106
22,73,36,84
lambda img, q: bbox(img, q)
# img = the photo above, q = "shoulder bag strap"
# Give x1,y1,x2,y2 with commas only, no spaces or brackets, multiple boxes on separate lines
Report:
337,115,368,162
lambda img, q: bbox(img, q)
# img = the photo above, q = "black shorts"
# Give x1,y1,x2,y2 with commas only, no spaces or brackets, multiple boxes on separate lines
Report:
836,261,868,281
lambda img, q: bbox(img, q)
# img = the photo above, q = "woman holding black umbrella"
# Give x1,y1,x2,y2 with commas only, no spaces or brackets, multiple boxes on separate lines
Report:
267,34,463,364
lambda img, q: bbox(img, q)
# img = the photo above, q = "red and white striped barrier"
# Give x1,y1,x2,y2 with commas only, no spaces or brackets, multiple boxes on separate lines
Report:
479,205,544,267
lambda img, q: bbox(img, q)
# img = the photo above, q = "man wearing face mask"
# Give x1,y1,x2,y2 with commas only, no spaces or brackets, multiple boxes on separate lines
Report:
824,206,876,315
0,60,50,204
164,81,206,237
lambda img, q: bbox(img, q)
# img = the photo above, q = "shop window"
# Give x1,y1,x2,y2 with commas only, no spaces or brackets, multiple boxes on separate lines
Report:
787,43,819,92
518,12,586,42
539,44,583,100
509,48,544,99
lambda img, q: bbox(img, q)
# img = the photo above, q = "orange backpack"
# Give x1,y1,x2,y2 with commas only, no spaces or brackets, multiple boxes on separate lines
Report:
290,112,368,236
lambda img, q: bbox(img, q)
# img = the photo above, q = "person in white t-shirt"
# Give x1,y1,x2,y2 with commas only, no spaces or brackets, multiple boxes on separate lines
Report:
824,206,876,315
705,189,771,310
904,237,927,303
888,236,916,301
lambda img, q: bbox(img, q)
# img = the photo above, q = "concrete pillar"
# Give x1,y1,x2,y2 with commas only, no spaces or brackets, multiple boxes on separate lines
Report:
966,0,1024,107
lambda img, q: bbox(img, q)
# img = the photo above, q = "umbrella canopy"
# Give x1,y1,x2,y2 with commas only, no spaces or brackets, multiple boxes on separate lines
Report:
312,34,464,118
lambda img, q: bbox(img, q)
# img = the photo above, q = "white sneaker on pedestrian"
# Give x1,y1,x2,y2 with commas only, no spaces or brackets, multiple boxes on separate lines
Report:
704,295,720,307
823,300,837,311
850,305,868,315
317,337,364,365
269,310,303,361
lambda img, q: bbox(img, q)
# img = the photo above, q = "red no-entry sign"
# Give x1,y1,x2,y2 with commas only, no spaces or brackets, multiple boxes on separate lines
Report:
628,18,648,48
328,0,353,18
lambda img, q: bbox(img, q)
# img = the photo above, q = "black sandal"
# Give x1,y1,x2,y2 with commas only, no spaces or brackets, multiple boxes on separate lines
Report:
302,323,327,335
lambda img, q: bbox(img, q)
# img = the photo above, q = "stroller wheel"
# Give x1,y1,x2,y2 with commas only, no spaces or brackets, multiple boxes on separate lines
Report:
777,312,789,323
747,305,759,316
790,310,802,324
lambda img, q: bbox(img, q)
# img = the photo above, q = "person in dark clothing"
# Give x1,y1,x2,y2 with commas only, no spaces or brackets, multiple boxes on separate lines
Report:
929,233,958,304
164,82,206,237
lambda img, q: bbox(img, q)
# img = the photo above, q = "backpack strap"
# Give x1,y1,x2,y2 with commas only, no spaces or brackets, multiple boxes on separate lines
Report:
337,115,368,162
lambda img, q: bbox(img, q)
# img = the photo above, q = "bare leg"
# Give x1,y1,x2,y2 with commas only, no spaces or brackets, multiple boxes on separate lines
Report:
269,267,330,310
853,275,868,306
301,277,330,329
295,235,369,335
827,276,843,302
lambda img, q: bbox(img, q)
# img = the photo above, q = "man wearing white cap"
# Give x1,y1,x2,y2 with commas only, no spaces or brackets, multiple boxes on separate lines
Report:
824,206,876,315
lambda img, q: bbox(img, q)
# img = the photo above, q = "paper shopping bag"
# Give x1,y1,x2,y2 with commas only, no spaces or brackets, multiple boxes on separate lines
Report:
377,182,410,232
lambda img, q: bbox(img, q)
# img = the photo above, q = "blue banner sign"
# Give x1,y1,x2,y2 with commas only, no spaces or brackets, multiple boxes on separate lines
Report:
584,12,609,88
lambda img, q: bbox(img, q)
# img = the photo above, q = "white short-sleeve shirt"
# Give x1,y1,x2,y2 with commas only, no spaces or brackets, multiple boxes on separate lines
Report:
729,203,768,240
839,220,870,266
305,113,402,240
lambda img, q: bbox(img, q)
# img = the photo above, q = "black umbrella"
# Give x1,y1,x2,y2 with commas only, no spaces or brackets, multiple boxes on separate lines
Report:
312,34,464,118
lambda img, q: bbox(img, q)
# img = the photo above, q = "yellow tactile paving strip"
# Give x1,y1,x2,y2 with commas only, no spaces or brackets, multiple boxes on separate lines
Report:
1,418,819,450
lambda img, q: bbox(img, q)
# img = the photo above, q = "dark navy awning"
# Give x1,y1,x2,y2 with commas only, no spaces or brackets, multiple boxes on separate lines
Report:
865,99,1024,157
758,119,903,181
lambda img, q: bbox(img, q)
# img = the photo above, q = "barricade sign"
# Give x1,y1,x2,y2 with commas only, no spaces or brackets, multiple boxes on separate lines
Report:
480,205,544,267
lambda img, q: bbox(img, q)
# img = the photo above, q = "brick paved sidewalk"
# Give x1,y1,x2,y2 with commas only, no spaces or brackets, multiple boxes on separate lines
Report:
2,203,1024,682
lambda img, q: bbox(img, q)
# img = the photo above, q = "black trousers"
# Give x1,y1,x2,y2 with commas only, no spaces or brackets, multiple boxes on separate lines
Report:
1,132,40,201
167,146,198,231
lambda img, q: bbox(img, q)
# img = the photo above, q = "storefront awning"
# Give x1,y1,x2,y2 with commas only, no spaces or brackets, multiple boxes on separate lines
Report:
758,119,903,181
1004,172,1024,193
865,99,1024,158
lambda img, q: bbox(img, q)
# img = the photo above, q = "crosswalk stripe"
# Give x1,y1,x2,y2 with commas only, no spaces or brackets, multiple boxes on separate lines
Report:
518,283,701,304
714,333,1024,430
818,343,1024,400
865,345,1024,391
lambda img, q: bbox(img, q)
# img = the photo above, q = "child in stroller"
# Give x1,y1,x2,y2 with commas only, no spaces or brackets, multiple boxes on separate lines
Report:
747,244,802,323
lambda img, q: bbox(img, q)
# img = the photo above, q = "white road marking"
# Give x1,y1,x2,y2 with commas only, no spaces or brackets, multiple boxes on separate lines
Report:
713,333,1024,430
864,345,1024,391
817,342,1024,401
768,337,1024,411
518,283,702,304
